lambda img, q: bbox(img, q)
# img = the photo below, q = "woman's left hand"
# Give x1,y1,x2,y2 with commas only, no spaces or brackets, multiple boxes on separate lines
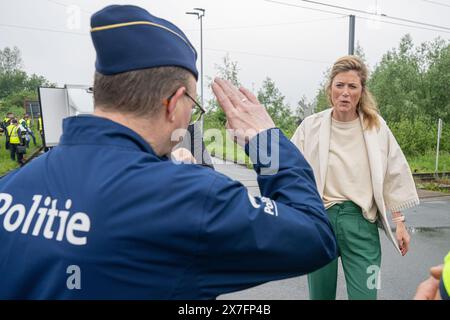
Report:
396,223,410,256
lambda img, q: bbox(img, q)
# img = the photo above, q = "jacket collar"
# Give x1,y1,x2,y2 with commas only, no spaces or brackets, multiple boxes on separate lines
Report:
60,115,163,158
318,109,332,193
360,112,383,201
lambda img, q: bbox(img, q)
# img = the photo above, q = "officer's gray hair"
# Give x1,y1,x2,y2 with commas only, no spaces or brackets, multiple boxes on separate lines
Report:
93,66,192,117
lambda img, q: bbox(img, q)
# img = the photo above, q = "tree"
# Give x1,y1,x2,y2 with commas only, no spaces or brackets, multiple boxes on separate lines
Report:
369,35,450,123
0,46,55,111
355,41,368,65
215,53,240,87
204,54,241,128
0,70,28,99
296,95,310,122
0,70,54,106
367,35,450,155
313,68,331,113
0,46,22,73
423,40,450,122
369,35,424,122
257,77,297,137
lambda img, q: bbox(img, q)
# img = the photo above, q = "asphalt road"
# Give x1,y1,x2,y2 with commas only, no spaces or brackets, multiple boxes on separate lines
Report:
211,158,450,300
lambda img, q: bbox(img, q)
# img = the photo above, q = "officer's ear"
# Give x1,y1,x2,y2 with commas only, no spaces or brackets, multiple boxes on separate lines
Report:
163,87,186,122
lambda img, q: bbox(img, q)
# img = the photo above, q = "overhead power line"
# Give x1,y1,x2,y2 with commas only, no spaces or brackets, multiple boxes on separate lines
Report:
0,16,348,38
0,22,333,65
0,22,88,36
264,0,343,16
299,0,381,15
422,0,450,8
358,16,450,34
265,0,450,33
185,15,346,32
297,0,450,31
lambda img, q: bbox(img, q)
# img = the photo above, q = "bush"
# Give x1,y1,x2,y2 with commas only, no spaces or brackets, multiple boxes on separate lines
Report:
389,117,449,157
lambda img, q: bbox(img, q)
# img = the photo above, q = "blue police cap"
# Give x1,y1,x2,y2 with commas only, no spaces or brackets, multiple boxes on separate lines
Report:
90,5,198,79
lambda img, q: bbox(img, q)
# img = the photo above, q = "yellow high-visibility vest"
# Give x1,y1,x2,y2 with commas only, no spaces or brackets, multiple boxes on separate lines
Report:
26,119,31,128
443,252,450,299
38,118,43,131
7,125,20,144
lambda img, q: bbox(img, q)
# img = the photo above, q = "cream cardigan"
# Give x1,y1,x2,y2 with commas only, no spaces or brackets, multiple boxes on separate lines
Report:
291,108,420,254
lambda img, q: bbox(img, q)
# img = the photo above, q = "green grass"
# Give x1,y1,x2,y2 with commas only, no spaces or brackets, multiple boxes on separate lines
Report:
416,180,450,194
204,128,450,175
0,129,43,176
407,152,450,174
2,125,445,177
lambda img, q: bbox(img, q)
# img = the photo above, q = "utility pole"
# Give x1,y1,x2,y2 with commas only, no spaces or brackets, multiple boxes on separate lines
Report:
435,119,443,177
30,102,34,125
185,8,214,168
348,15,355,55
186,8,205,109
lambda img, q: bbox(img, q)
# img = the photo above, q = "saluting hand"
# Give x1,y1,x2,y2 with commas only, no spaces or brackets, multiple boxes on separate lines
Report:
211,78,275,147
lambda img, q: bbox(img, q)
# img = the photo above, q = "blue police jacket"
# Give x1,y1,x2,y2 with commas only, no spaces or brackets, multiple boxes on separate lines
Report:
0,115,337,299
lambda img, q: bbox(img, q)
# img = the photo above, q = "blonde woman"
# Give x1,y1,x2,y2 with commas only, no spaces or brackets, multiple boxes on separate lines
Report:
291,56,419,300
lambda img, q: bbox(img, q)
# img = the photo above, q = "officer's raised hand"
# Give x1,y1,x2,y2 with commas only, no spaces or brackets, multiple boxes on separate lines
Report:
211,78,275,147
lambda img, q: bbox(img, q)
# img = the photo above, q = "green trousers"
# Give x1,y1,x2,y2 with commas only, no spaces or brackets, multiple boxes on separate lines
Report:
308,201,381,300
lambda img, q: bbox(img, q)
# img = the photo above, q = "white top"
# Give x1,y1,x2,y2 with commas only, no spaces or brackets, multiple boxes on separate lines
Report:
323,117,378,222
291,108,420,254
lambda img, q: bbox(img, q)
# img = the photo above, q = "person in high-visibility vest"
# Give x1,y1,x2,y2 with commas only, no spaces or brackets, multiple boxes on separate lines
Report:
19,114,36,147
6,118,25,165
2,112,14,150
18,116,29,148
37,112,44,146
414,251,450,300
3,112,13,127
0,116,6,136
442,252,450,300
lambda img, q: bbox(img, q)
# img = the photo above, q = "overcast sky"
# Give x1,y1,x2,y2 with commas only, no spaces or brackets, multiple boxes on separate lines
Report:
1,0,449,109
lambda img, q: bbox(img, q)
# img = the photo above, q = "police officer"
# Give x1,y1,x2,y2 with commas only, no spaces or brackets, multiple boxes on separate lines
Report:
6,118,25,165
0,5,337,299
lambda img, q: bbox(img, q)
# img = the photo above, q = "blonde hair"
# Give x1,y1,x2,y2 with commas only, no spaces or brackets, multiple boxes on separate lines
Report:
326,55,380,130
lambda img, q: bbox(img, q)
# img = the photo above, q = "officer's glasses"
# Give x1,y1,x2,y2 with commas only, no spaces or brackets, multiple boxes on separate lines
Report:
166,91,205,125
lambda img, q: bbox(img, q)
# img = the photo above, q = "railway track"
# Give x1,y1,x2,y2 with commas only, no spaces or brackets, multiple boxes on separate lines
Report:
413,172,450,182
